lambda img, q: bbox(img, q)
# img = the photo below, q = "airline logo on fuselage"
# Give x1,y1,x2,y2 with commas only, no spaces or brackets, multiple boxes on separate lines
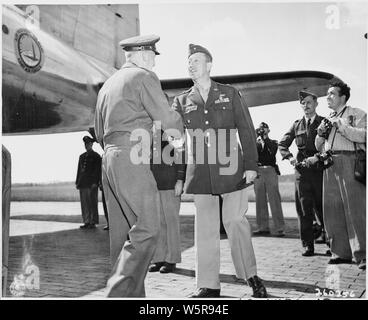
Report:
14,28,44,73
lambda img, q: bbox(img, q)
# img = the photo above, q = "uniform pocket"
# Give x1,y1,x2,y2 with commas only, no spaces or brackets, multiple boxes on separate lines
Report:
213,103,234,127
295,132,306,147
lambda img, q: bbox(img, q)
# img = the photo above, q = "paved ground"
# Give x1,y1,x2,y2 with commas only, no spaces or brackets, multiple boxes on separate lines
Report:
3,201,366,299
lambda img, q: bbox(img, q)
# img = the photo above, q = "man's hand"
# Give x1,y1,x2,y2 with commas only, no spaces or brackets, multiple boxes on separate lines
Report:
167,136,185,150
174,180,184,197
243,170,257,184
330,117,343,129
289,157,296,166
303,156,319,168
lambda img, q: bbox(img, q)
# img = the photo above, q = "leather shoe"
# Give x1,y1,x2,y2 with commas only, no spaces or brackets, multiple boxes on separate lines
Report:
328,257,352,264
302,246,314,257
253,230,270,236
103,225,109,231
189,288,220,298
325,249,332,256
148,262,164,272
160,263,176,273
247,275,267,298
80,224,89,229
358,259,366,270
275,230,285,237
315,232,327,244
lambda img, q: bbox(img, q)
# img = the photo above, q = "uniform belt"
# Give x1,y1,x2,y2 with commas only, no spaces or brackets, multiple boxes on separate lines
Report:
332,150,355,155
104,132,136,150
258,165,273,168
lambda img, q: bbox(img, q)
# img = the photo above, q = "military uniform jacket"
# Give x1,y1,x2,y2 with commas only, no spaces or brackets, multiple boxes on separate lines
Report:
94,62,183,147
76,150,102,189
278,114,324,173
172,80,258,195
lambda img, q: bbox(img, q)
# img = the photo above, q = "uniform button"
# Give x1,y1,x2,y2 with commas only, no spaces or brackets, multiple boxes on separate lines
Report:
223,106,226,110
187,119,191,123
204,110,208,114
205,121,209,125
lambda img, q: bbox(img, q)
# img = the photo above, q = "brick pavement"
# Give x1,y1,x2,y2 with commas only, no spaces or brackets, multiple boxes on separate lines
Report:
3,202,366,299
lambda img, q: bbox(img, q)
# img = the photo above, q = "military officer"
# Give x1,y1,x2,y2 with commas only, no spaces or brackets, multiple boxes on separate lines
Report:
148,127,186,274
94,35,183,297
75,136,101,229
279,90,325,256
172,44,267,298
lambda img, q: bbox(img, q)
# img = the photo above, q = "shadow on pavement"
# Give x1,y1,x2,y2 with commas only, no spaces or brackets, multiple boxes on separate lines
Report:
6,215,195,297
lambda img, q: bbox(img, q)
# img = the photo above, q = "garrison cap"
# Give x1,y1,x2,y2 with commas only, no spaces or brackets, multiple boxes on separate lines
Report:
188,43,212,61
299,89,317,102
119,34,160,55
83,136,95,143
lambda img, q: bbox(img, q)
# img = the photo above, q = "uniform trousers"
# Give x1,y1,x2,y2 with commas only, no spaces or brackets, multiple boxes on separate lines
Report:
2,146,11,296
79,186,99,225
152,190,181,264
102,143,161,297
323,153,366,263
194,188,257,289
295,169,323,247
254,166,285,232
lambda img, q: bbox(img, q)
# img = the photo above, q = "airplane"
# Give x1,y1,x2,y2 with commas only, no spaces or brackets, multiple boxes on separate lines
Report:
2,4,342,137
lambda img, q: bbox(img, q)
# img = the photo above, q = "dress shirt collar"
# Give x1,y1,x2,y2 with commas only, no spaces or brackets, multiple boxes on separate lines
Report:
304,114,316,125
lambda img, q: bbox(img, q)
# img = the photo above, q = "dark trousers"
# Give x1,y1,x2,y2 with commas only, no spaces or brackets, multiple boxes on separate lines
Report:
295,169,323,247
101,188,109,225
79,186,99,225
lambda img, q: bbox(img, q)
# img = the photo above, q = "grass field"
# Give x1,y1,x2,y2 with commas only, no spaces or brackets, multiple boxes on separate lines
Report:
11,175,296,202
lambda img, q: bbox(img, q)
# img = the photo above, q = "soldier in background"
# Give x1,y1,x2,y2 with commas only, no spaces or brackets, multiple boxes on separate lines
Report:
76,136,101,229
148,127,186,274
279,90,325,257
253,122,285,237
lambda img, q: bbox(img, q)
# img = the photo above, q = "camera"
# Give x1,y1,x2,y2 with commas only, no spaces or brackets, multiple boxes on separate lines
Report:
317,118,333,139
315,150,334,169
295,150,334,170
256,127,265,137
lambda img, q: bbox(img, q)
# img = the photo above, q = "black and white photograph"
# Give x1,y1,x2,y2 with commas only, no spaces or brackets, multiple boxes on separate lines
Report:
1,0,367,304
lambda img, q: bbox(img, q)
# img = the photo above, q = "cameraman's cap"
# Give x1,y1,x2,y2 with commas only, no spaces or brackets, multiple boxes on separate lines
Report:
83,136,95,143
119,34,160,55
299,89,317,102
259,122,269,129
188,44,213,61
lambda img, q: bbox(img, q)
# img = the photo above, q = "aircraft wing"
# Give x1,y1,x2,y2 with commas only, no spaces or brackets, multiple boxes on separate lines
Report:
162,70,341,107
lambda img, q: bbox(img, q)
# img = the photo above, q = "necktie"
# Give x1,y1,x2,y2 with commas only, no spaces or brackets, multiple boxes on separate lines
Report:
307,118,311,135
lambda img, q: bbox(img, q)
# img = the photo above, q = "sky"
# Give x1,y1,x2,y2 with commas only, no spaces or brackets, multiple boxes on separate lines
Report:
1,0,367,183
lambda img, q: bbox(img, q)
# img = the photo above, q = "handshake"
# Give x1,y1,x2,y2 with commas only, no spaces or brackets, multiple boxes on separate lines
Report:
317,118,333,139
295,150,334,170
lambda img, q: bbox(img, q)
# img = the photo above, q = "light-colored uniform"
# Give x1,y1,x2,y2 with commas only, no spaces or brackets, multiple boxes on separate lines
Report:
173,81,259,289
316,105,366,263
94,61,183,297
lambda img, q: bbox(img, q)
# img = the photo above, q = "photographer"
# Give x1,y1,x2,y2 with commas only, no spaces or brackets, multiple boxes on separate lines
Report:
279,90,327,257
253,122,285,237
315,81,366,270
